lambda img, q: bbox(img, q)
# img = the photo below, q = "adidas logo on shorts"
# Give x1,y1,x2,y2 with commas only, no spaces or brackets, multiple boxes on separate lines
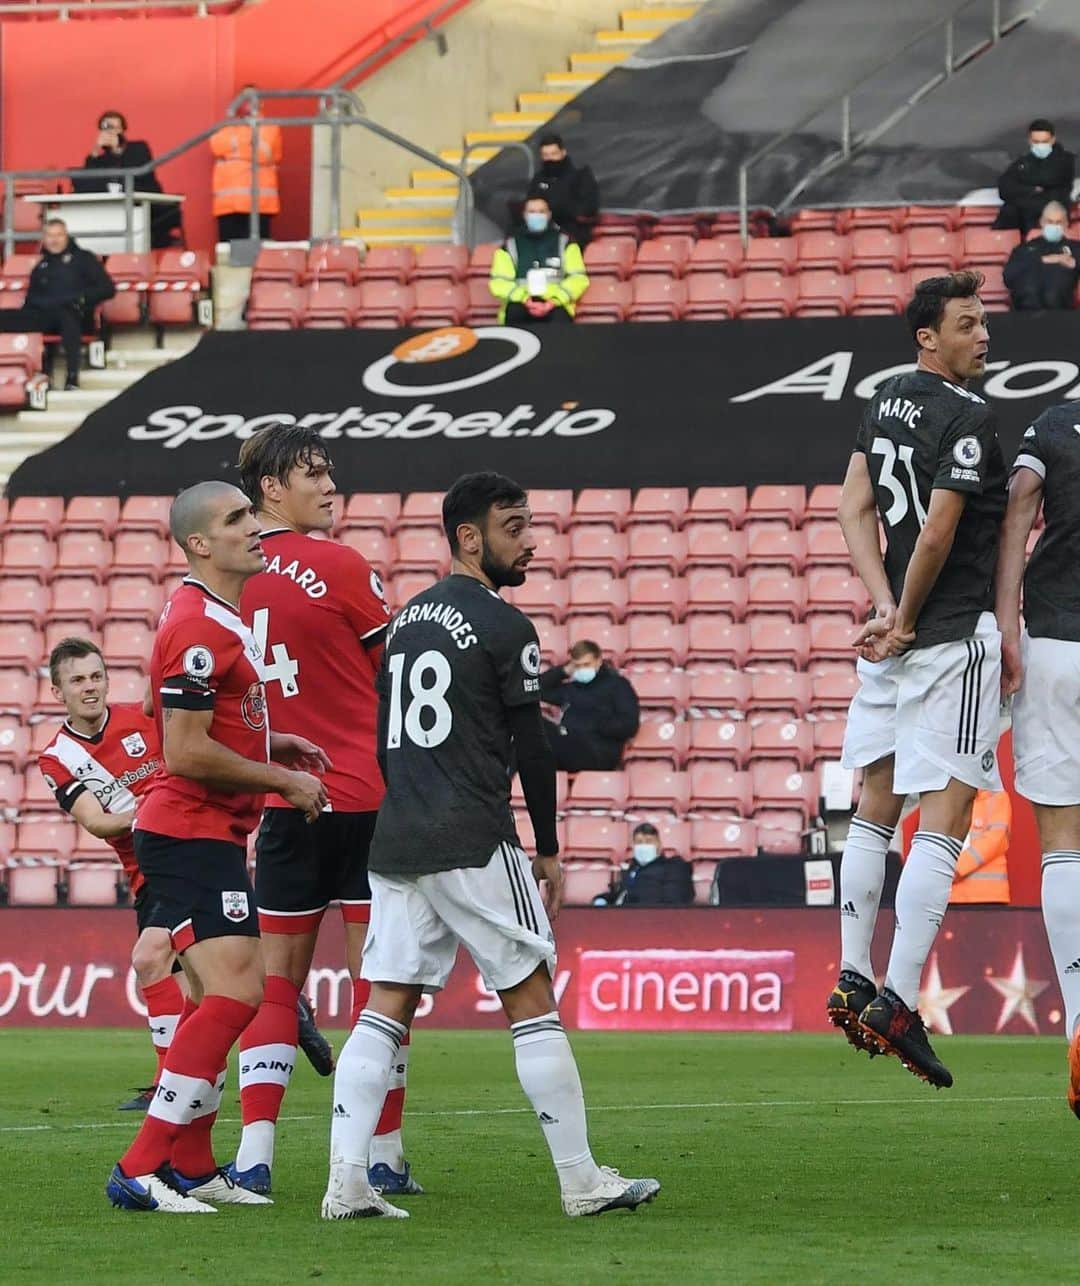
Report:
1065,959,1080,975
840,901,858,918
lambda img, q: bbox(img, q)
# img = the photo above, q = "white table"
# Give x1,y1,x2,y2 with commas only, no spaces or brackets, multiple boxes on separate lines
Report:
21,191,185,254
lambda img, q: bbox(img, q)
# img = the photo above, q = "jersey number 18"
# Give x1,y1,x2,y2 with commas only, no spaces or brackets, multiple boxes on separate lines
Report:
387,650,454,749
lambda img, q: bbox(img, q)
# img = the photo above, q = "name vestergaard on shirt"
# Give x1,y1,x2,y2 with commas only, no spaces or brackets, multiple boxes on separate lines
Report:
388,600,479,651
264,551,328,600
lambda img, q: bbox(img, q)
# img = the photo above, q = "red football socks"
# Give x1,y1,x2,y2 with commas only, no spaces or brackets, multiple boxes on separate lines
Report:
238,974,300,1126
141,974,185,1085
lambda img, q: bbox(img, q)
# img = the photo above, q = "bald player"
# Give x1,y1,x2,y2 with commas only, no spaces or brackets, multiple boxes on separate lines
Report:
107,481,330,1215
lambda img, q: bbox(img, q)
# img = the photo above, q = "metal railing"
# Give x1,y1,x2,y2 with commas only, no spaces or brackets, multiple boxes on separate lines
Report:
330,0,468,89
736,0,1024,242
0,0,247,13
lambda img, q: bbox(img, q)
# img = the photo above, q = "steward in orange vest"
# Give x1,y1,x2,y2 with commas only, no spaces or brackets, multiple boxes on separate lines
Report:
949,788,1011,903
210,115,282,241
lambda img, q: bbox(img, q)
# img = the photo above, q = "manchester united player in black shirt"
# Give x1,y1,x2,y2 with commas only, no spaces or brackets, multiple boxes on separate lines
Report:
997,402,1080,1113
320,472,659,1221
828,270,1007,1088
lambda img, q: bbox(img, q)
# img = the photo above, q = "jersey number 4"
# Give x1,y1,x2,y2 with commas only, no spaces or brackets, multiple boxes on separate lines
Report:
871,437,928,528
387,650,453,750
250,607,300,698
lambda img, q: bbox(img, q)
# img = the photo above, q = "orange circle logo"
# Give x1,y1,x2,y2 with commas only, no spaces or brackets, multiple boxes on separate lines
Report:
391,327,478,365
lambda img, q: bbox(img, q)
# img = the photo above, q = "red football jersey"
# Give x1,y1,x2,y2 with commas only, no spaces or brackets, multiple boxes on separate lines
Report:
138,577,269,845
240,528,390,812
38,703,162,896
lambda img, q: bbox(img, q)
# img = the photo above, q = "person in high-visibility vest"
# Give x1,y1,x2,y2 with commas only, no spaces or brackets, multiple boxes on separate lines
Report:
489,196,589,324
210,90,282,244
949,788,1011,903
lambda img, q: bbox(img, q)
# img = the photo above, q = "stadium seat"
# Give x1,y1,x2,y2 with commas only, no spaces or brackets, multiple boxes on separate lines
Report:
901,205,957,230
687,667,751,714
0,578,49,626
749,719,814,768
851,268,911,315
0,334,42,407
633,235,693,277
354,282,415,328
738,272,796,318
849,229,906,271
575,279,631,323
685,570,748,621
105,668,144,706
747,485,806,527
5,858,62,906
387,571,437,609
535,620,568,667
55,531,111,577
467,243,497,280
683,273,743,320
0,719,29,768
794,270,854,317
688,764,754,816
805,485,842,522
905,228,962,269
7,495,63,535
528,529,569,575
413,244,469,283
746,527,806,573
524,490,571,531
750,762,819,820
410,280,468,328
756,816,805,854
252,246,306,285
0,669,34,716
692,817,758,858
626,763,690,813
624,618,686,666
110,532,167,579
687,236,744,276
629,276,686,321
48,577,105,625
563,860,617,906
809,614,858,664
626,571,688,619
749,672,813,718
807,570,869,621
627,487,689,529
684,524,747,574
359,246,416,284
342,493,401,533
66,859,124,907
629,668,689,718
393,529,450,576
689,486,747,527
102,252,153,326
465,278,499,325
962,227,1021,266
687,719,750,769
2,531,56,577
813,719,847,761
560,617,626,665
568,526,627,573
805,522,851,567
17,817,76,858
339,529,392,574
584,239,636,281
106,576,164,625
746,572,808,621
977,262,1010,311
627,525,687,572
567,771,628,811
508,574,569,622
119,495,170,536
564,815,628,862
0,621,40,667
566,569,627,621
794,231,852,272
155,249,210,291
686,619,749,666
63,496,120,535
246,281,304,330
623,718,688,768
836,207,905,234
787,209,837,234
810,669,859,713
746,619,810,668
0,253,40,292
303,242,362,285
301,282,358,329
745,237,798,274
398,493,444,528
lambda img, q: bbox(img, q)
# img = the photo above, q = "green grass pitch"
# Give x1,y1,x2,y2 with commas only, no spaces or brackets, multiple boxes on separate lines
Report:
0,1029,1075,1285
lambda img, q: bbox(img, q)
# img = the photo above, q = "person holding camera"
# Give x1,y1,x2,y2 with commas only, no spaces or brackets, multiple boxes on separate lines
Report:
72,109,181,249
488,196,589,325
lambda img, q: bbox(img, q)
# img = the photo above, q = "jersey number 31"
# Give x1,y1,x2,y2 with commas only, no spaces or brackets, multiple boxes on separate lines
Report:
387,650,453,749
871,437,928,528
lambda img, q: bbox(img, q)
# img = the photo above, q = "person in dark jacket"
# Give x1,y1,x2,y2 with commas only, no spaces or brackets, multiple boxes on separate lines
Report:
526,132,599,245
994,118,1075,235
594,822,694,907
539,639,640,772
1003,200,1080,310
71,109,181,249
0,219,115,387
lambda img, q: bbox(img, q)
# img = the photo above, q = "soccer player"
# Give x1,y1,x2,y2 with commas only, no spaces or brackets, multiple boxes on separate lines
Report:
226,425,419,1198
826,270,1007,1088
995,402,1080,1112
321,472,660,1220
106,480,329,1214
38,636,183,1112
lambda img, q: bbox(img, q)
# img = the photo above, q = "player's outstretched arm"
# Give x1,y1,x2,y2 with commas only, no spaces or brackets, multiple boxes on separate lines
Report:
838,452,895,623
69,792,135,841
995,465,1043,697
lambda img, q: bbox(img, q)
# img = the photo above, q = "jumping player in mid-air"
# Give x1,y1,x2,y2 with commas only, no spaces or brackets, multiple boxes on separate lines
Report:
827,270,1007,1088
321,471,660,1220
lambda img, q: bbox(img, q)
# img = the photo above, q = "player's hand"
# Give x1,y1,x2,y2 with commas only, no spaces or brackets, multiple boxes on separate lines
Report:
853,605,894,660
278,769,327,823
271,731,332,775
532,854,564,920
1000,629,1023,697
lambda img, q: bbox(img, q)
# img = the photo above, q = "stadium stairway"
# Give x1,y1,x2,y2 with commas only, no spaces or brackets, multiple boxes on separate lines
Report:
348,5,699,250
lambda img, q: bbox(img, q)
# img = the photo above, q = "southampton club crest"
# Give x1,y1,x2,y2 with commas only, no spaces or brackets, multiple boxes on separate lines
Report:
221,890,250,922
121,732,147,758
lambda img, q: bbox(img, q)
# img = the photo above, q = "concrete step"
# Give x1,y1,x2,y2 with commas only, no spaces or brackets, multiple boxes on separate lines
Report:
569,50,629,71
518,91,573,111
438,146,498,167
490,110,552,129
356,205,455,224
45,387,114,413
14,409,86,430
464,128,529,145
596,28,660,44
342,228,453,246
620,5,697,30
544,70,602,90
77,367,135,391
386,185,459,204
407,171,461,191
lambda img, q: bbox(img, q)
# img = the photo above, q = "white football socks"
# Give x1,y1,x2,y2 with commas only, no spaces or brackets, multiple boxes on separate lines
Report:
511,1012,603,1196
1041,852,1080,1037
329,1010,407,1172
235,1120,276,1174
839,815,893,981
884,830,962,1010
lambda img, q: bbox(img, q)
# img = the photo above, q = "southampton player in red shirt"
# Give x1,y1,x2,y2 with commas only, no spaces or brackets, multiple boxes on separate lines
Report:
227,424,420,1197
106,480,329,1215
38,636,184,1111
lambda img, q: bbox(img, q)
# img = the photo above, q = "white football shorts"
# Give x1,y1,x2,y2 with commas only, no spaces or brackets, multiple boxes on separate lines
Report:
362,841,556,994
1012,631,1080,806
841,610,1003,795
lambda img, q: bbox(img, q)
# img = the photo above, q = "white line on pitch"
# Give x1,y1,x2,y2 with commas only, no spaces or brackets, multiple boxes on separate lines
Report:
0,1093,1060,1134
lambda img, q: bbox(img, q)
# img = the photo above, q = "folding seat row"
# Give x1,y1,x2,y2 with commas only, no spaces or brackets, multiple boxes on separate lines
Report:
622,716,846,770
0,531,185,582
99,250,211,328
252,243,477,288
247,279,482,331
0,664,145,718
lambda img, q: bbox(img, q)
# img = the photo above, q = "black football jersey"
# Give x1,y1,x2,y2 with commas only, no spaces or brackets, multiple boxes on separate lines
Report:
368,574,543,876
855,370,1007,648
1013,404,1080,642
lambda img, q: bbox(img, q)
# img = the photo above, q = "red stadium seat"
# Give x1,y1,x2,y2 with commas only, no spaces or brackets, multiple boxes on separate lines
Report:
66,859,124,907
106,576,164,626
750,762,819,819
750,719,814,768
413,245,469,282
808,614,859,667
584,239,636,281
536,620,568,666
47,578,105,626
626,571,688,620
508,574,569,622
575,279,631,323
102,619,154,667
393,529,450,576
685,570,748,621
55,531,110,577
810,669,858,713
962,227,1021,266
398,493,444,528
563,861,617,906
689,486,747,527
683,273,742,320
623,718,688,768
0,669,34,716
806,570,869,621
465,278,499,325
687,719,750,769
756,815,805,854
566,570,627,621
627,487,689,529
560,618,626,666
977,263,1010,311
629,668,689,718
411,280,468,328
806,485,842,522
2,531,56,577
901,205,957,230
794,270,854,318
748,485,806,527
905,228,962,269
568,526,627,573
339,529,392,575
155,249,210,290
246,281,303,330
625,619,686,665
567,771,628,811
849,229,906,272
110,532,167,579
7,496,63,535
0,622,41,667
688,764,753,816
104,668,145,706
836,207,905,234
787,209,837,234
745,237,798,274
0,578,49,626
627,525,687,572
103,252,153,326
303,242,362,285
687,236,744,276
687,667,751,714
528,490,574,531
0,719,30,769
685,524,747,573
746,527,806,573
467,243,497,280
354,282,415,328
794,231,851,272
387,571,437,610
342,493,401,533
851,268,911,315
633,235,693,277
359,246,416,284
749,673,813,718
63,496,119,535
686,619,749,667
529,529,569,575
626,763,689,813
0,253,40,292
17,817,76,857
629,276,686,321
564,815,628,862
746,572,807,621
956,205,1000,228
692,817,758,858
5,858,62,906
813,719,848,761
805,522,851,568
119,495,170,536
301,283,358,329
746,619,810,668
738,272,796,318
252,246,305,285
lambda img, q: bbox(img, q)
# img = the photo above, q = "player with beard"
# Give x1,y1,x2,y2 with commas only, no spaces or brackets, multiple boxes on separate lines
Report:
321,471,660,1221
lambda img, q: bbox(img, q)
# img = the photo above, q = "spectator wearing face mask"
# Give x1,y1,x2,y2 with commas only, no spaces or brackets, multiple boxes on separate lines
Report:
526,132,600,245
592,823,694,907
1003,201,1080,310
488,196,589,326
71,110,182,250
539,639,640,772
994,118,1075,235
